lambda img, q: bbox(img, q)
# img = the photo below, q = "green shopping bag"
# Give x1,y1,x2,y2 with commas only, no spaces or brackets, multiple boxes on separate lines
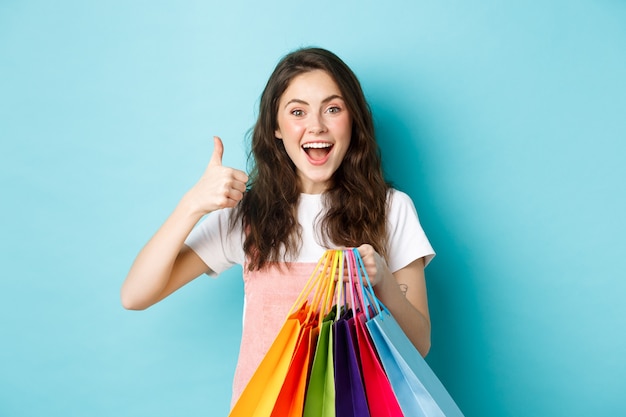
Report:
303,310,336,417
302,250,344,417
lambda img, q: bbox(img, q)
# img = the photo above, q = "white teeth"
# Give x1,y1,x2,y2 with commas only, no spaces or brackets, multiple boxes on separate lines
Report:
302,142,332,149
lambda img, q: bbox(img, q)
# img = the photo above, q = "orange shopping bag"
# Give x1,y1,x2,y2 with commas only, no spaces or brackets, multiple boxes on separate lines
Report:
229,251,340,417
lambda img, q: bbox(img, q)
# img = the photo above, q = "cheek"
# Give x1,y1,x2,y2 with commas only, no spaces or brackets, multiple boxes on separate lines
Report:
283,121,306,137
334,116,353,139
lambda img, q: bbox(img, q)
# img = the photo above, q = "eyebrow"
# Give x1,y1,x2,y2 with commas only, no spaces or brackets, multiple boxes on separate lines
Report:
283,94,344,109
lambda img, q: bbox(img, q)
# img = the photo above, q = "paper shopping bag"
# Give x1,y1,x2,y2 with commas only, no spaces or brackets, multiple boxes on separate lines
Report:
333,310,370,417
341,249,402,417
229,309,305,417
367,312,464,417
350,248,464,417
303,310,336,417
230,251,338,417
354,311,404,417
270,321,317,417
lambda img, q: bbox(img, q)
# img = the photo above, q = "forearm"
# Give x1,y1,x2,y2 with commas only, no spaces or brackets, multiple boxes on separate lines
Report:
121,136,248,310
121,194,205,310
373,261,431,357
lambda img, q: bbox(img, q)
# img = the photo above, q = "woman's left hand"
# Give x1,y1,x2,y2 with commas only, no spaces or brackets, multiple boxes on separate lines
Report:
355,244,392,287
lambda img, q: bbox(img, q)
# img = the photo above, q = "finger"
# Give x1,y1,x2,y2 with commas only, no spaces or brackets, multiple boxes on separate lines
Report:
209,136,224,167
227,187,245,202
215,193,241,209
358,243,373,252
232,169,249,184
221,197,239,209
230,179,248,194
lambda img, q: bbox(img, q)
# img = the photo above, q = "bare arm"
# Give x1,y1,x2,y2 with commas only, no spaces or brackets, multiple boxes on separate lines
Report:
120,137,248,310
357,245,431,356
120,202,208,310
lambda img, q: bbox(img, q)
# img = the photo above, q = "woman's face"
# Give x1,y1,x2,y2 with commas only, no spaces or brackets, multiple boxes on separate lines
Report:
275,69,352,194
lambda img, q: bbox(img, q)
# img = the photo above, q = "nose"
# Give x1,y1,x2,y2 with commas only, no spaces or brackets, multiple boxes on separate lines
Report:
308,113,327,135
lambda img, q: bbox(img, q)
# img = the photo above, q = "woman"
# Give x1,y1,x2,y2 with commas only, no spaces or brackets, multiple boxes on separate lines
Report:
121,47,435,405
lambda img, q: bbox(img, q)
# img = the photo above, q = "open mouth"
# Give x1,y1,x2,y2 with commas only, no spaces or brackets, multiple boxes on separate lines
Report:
302,142,333,162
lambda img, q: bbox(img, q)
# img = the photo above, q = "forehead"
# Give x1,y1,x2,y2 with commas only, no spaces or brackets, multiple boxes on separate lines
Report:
280,69,343,103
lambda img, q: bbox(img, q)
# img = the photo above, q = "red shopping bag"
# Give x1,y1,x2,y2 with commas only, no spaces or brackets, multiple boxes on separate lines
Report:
270,320,317,416
344,247,404,417
354,311,404,417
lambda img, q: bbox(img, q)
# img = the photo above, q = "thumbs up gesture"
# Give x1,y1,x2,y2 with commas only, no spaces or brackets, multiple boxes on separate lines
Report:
185,136,249,214
208,136,224,166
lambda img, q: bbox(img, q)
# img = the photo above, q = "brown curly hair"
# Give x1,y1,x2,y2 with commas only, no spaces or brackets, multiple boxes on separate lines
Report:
232,47,390,270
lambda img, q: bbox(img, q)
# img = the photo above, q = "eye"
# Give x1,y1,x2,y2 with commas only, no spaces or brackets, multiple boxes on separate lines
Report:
326,106,342,114
291,109,304,116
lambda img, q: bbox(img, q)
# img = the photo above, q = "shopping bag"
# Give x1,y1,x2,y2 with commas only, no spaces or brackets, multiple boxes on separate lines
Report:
333,309,370,417
229,251,338,417
228,309,304,417
303,308,336,417
368,311,464,417
352,249,465,417
270,320,316,417
354,312,405,417
344,249,404,417
303,250,344,417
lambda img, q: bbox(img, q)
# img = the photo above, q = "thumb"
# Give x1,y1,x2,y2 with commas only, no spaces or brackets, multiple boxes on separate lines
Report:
209,136,224,167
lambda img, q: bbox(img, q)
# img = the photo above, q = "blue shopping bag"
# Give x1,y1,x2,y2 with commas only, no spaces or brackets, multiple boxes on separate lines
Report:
352,249,465,417
367,311,464,417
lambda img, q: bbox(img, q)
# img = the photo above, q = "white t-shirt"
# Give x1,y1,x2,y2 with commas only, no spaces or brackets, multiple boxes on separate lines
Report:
185,188,435,404
185,189,435,274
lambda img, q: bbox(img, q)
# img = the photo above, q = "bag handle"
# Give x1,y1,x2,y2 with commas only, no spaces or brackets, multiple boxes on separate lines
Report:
323,249,342,323
333,250,346,321
287,248,386,324
288,249,338,322
344,249,358,315
346,249,369,315
351,248,385,320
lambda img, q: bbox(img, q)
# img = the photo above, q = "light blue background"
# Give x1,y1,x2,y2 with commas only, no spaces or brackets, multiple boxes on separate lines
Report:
1,1,625,416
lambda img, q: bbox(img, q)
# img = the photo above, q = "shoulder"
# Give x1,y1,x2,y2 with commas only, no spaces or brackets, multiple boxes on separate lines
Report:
204,206,239,229
185,207,243,250
387,188,418,214
184,207,246,272
384,188,435,270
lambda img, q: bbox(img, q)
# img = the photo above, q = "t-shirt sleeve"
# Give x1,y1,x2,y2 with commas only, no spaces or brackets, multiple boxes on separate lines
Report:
184,208,245,276
386,190,435,272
